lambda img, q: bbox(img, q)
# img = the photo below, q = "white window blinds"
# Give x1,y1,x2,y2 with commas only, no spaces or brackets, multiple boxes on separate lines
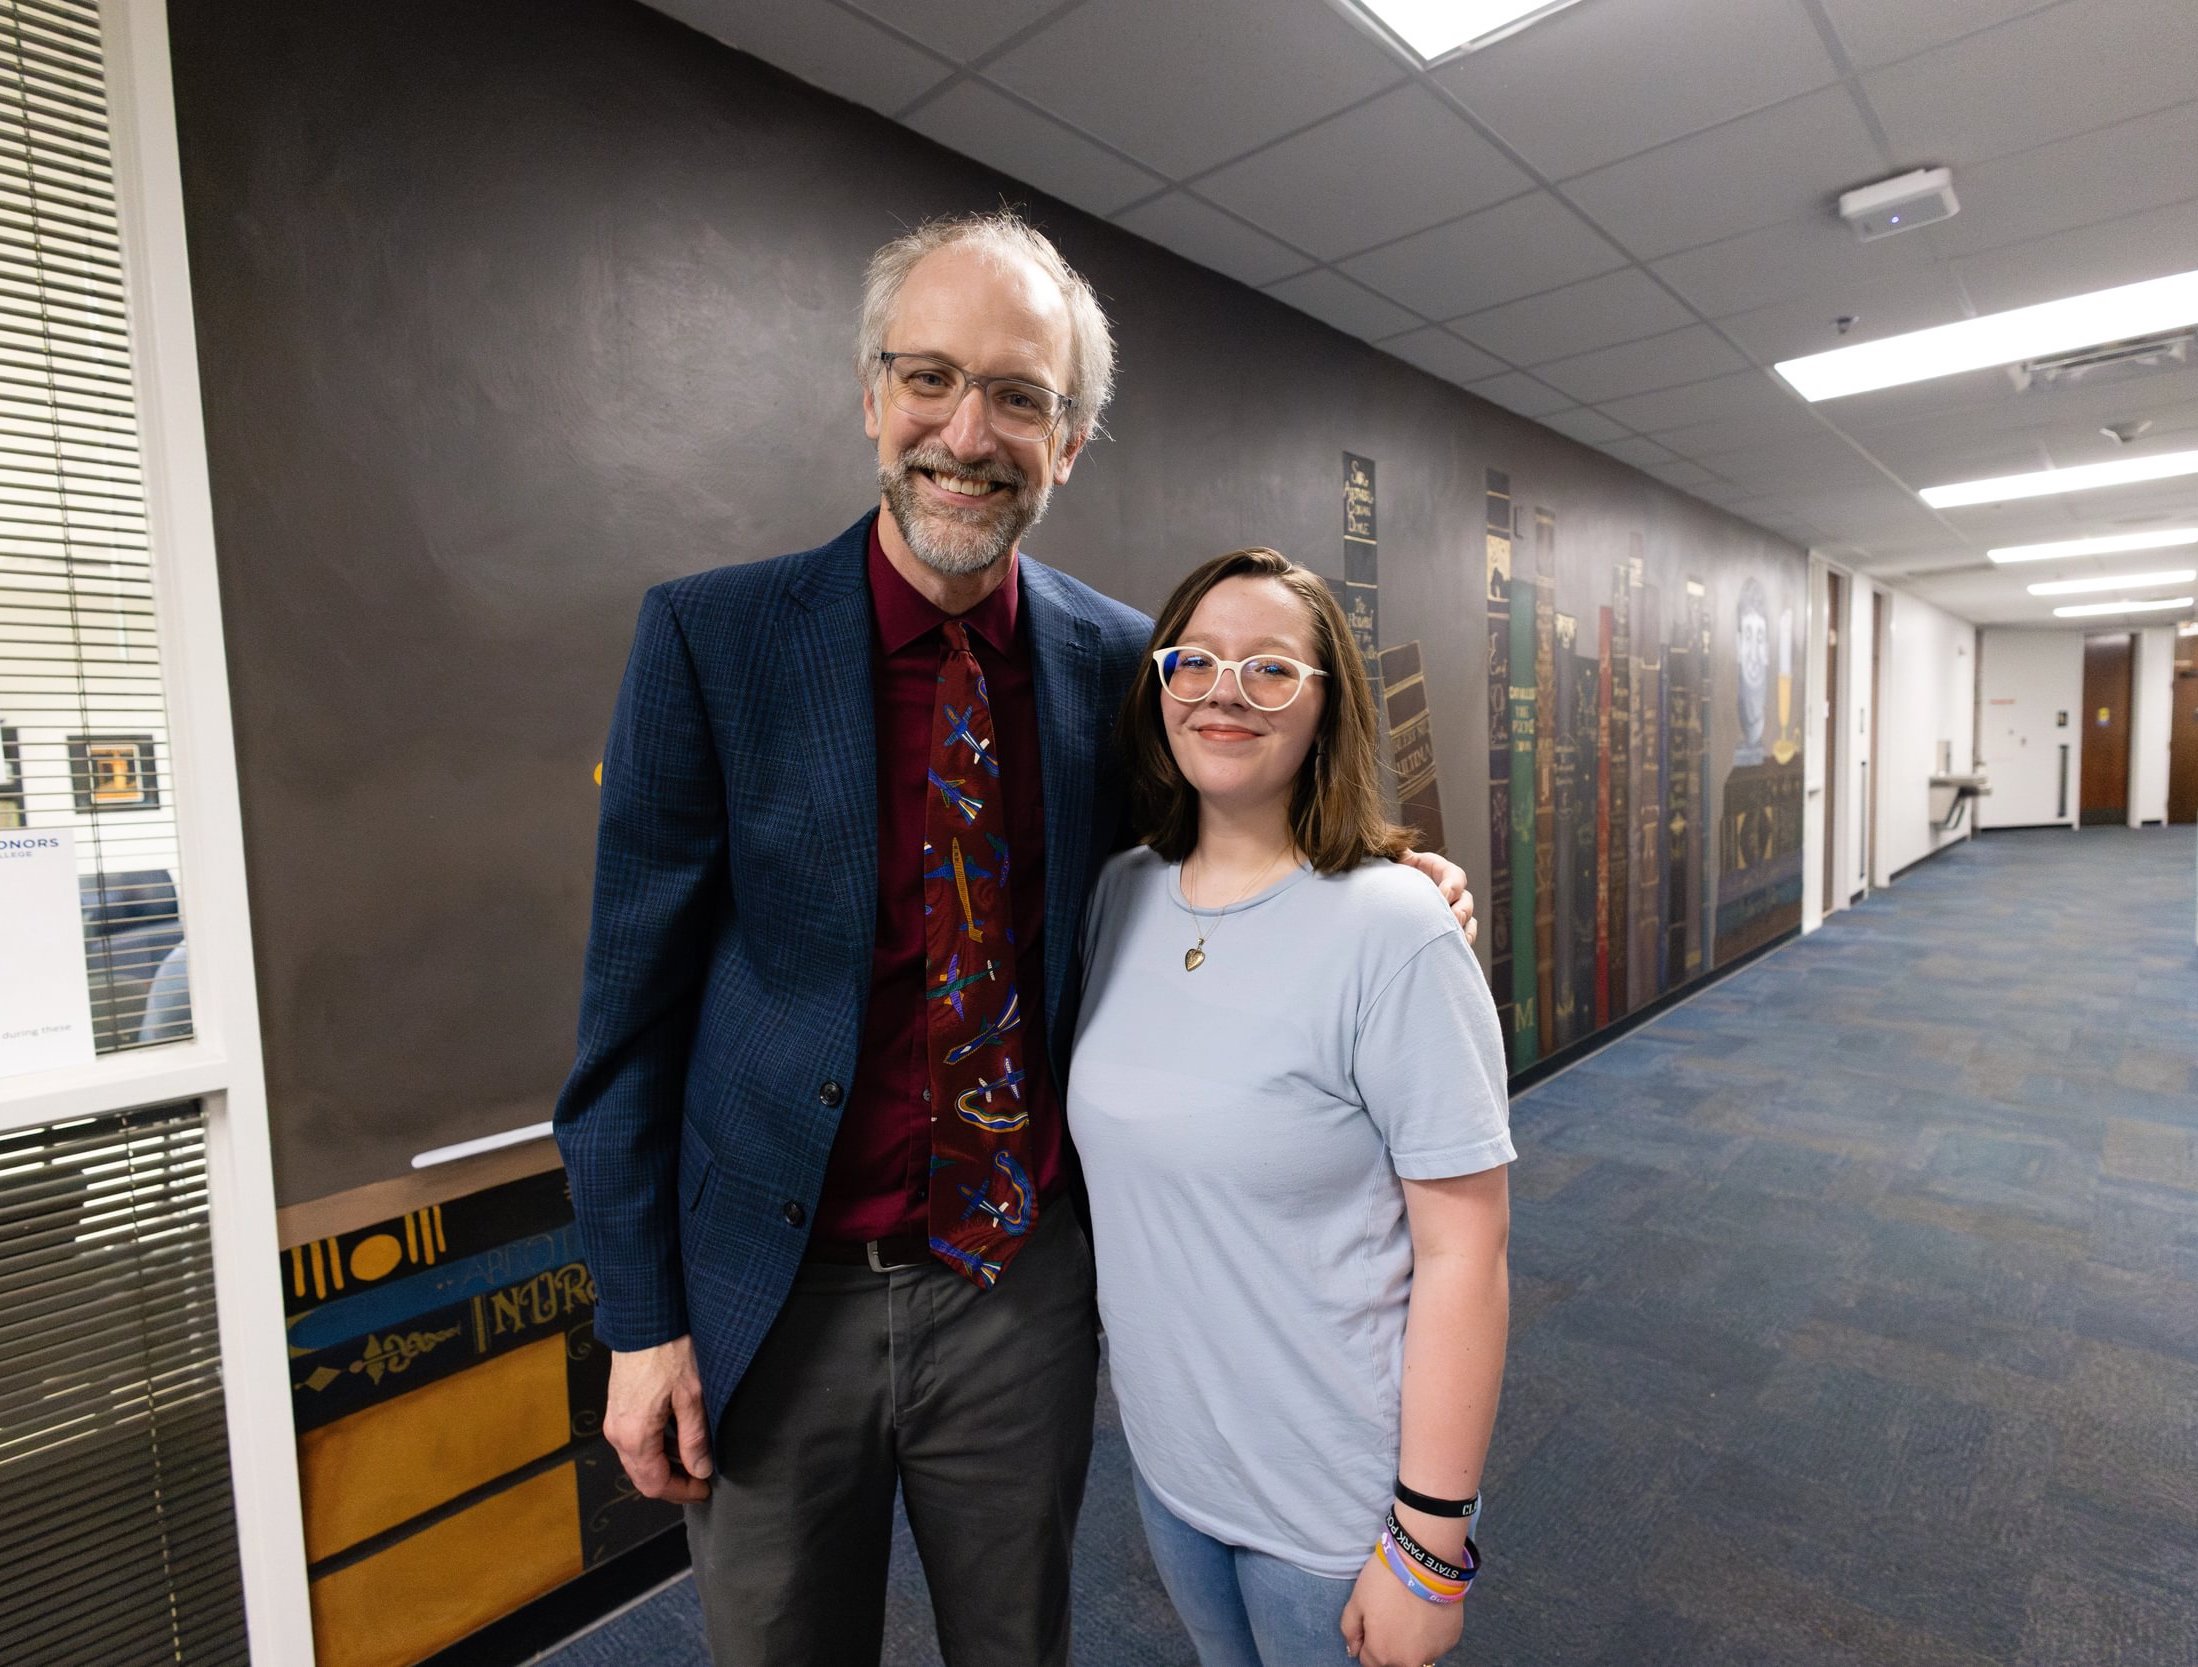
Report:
0,0,188,1055
0,1101,249,1664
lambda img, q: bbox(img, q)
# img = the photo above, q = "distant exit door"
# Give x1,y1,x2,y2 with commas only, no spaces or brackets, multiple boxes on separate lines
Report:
2080,633,2133,825
2171,657,2198,825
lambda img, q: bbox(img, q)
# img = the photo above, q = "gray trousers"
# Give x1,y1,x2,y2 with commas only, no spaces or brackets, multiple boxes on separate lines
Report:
686,1200,1100,1667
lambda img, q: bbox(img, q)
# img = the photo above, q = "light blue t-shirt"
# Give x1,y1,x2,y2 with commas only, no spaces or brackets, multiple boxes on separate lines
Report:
1069,847,1513,1578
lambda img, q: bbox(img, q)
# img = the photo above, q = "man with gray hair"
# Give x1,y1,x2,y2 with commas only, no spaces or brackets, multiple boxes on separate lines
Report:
555,209,1472,1665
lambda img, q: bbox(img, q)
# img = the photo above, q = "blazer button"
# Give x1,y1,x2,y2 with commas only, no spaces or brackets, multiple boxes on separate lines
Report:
782,1201,807,1228
818,1080,844,1108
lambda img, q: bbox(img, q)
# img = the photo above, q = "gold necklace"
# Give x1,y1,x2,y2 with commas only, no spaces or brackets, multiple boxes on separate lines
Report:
1179,847,1292,971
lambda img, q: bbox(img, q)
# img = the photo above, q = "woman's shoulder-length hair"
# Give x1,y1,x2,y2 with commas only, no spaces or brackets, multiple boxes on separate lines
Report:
1116,546,1412,873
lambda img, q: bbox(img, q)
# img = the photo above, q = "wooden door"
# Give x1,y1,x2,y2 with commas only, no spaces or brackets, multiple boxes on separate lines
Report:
2080,633,2133,824
2170,658,2198,825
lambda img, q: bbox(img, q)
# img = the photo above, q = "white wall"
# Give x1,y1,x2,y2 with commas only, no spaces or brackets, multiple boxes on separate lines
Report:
2130,624,2173,826
1847,577,1874,897
1978,629,2083,829
1802,554,1831,929
1878,588,1978,878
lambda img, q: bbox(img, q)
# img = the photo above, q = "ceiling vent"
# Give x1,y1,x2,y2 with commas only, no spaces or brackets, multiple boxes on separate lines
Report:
2010,328,2192,392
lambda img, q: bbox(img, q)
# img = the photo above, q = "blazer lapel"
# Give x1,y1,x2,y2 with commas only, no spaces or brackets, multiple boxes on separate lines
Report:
1022,562,1099,1046
786,520,878,951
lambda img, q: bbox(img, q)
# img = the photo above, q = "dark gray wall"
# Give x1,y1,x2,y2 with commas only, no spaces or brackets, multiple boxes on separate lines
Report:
169,0,1804,1206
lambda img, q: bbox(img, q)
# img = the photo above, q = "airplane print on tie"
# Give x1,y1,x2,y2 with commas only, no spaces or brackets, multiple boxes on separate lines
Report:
922,620,1038,1289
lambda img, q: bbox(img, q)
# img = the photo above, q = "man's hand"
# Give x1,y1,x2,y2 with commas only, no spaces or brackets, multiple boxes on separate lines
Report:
604,1335,714,1503
1400,848,1477,947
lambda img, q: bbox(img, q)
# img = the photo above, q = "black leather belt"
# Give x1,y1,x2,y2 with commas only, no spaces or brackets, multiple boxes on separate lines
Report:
805,1189,1068,1272
804,1234,929,1272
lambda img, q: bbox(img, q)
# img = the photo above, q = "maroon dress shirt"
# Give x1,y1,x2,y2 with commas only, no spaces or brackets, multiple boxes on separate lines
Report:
812,523,1064,1242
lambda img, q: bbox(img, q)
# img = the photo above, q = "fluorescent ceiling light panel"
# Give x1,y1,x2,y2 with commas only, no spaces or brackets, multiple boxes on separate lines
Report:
2026,569,2196,596
1919,450,2198,509
2050,596,2193,618
1988,527,2198,564
1348,0,1586,60
1774,267,2198,402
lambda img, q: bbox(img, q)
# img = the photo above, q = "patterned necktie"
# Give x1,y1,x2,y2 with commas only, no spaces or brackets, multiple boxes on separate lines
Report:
923,620,1037,1288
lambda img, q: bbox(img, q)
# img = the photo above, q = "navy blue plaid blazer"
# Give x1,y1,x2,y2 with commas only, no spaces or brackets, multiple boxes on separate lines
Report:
554,511,1151,1426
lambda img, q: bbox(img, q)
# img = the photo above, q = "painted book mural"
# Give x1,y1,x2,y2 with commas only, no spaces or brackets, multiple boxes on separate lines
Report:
282,1171,680,1667
1479,467,1804,1070
1339,456,1806,1076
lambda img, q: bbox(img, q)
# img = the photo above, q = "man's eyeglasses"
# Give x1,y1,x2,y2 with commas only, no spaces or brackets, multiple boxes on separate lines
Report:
877,351,1074,442
1153,646,1328,712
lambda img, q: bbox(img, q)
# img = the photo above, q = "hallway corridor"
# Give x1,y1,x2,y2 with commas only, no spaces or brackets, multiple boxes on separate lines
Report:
547,827,2198,1667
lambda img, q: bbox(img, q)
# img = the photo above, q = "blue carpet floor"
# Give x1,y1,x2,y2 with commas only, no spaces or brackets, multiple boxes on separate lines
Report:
541,826,2198,1666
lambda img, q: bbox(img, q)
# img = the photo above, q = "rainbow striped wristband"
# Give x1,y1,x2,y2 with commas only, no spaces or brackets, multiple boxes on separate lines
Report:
1377,1528,1470,1604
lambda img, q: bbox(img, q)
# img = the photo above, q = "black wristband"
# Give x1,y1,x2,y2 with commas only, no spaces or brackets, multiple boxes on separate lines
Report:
1384,1508,1479,1584
1393,1477,1480,1520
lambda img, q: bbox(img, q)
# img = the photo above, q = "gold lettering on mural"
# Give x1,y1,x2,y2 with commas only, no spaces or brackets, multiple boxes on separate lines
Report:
488,1262,599,1338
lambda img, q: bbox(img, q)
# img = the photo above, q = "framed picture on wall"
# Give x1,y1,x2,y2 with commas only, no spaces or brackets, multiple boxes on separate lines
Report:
66,734,161,813
0,725,21,828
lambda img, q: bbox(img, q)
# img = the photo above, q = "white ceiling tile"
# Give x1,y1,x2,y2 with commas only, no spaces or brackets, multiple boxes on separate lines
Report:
1378,326,1509,386
1538,407,1632,445
1450,268,1693,365
842,0,1061,63
1463,371,1576,419
1643,459,1726,489
1647,403,1830,458
1597,369,1817,435
1814,0,2059,71
647,0,952,113
1856,425,2055,484
904,80,1165,215
1533,324,1750,404
1951,197,2198,314
1713,437,1900,493
1600,435,1681,467
1711,267,1970,364
1774,485,1947,535
1650,208,1947,318
1925,99,2198,259
1562,87,1887,261
1340,191,1623,318
1261,269,1423,340
1861,0,2198,166
982,0,1403,177
1433,0,1838,180
1111,191,1312,287
1196,86,1532,262
1832,363,2198,455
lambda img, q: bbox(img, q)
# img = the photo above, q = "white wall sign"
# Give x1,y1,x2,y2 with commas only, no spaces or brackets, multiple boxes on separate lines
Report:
0,827,97,1076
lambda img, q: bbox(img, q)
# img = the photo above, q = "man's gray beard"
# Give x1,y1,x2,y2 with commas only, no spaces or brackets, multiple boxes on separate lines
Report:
880,449,1051,577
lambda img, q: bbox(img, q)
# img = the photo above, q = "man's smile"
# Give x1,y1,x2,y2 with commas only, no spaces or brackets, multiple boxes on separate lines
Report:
916,465,1010,504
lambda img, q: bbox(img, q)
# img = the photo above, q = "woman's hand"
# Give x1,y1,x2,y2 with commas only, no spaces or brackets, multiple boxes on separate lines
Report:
1340,1547,1465,1667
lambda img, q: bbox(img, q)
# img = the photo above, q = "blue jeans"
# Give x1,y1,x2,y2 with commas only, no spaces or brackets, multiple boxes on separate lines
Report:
1133,1468,1358,1667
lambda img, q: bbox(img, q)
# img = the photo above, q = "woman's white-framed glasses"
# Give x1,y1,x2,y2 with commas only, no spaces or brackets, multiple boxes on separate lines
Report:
1153,645,1328,711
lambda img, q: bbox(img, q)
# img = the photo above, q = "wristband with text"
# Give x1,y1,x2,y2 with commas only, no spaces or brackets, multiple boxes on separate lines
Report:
1393,1477,1481,1520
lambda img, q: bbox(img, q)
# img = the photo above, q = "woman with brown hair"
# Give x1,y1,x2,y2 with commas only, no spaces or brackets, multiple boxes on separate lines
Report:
1070,549,1512,1667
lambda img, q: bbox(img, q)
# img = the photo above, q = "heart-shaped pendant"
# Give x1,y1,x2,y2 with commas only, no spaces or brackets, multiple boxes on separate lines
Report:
1184,946,1206,972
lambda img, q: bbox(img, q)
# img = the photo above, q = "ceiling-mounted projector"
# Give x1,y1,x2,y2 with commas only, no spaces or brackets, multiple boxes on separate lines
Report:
1838,168,1958,241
